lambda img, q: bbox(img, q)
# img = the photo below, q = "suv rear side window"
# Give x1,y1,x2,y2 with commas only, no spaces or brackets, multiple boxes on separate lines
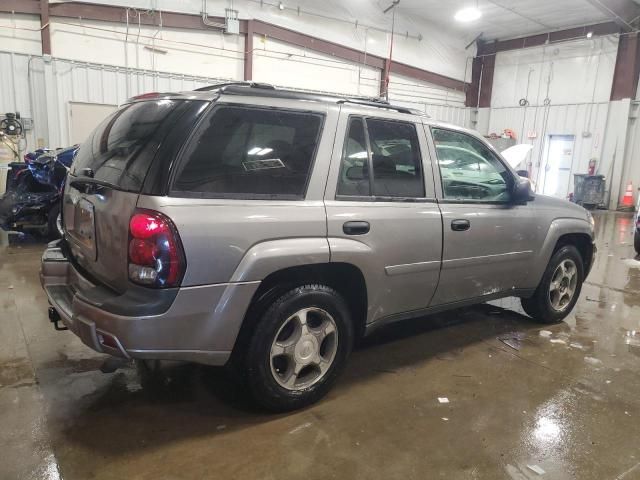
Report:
71,99,180,191
173,106,324,198
337,117,425,199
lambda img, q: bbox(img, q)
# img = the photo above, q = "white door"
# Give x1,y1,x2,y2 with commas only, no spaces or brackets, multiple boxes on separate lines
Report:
541,135,575,198
69,102,117,145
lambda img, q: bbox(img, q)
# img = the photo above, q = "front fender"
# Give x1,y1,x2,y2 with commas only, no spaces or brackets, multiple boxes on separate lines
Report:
526,217,594,289
229,237,331,283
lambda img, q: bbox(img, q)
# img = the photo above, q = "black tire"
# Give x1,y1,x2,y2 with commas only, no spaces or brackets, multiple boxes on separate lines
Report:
521,245,584,324
634,230,640,256
243,284,353,412
47,203,62,239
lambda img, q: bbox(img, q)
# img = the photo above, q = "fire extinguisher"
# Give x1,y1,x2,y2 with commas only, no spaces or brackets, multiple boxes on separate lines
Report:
588,158,597,176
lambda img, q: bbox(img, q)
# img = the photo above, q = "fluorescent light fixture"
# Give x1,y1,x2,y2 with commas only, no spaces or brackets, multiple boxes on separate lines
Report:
454,7,482,22
348,151,368,159
257,147,273,156
586,31,593,38
248,147,262,155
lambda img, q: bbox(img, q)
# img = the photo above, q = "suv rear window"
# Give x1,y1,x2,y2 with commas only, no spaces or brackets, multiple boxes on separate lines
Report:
71,99,181,192
172,106,324,199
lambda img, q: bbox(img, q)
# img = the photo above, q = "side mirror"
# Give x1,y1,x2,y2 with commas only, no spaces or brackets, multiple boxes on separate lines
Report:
346,165,366,181
513,178,534,203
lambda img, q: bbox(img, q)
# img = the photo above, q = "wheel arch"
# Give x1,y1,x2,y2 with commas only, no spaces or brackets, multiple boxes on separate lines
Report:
231,262,369,362
530,218,594,288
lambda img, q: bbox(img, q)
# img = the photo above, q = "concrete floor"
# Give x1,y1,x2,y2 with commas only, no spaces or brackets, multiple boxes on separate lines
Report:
1,211,639,480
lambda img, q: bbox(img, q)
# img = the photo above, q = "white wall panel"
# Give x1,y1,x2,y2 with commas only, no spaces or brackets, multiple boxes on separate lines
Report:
252,37,380,97
50,18,244,81
492,36,619,108
0,50,231,149
0,13,42,56
70,0,471,81
387,73,470,127
476,101,632,208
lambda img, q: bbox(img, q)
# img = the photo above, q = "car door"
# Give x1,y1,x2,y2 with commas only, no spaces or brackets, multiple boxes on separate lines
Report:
324,106,443,324
426,125,540,306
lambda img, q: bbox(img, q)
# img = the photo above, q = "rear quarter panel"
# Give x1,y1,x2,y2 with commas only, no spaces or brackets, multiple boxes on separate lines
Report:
137,99,340,286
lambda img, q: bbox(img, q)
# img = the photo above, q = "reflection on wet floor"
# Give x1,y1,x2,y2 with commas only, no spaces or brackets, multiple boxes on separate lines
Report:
1,211,640,480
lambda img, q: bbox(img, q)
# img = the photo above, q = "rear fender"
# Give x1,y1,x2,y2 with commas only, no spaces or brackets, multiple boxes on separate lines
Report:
230,238,331,283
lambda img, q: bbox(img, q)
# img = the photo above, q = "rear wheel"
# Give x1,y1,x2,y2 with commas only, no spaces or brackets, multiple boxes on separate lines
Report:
521,245,584,324
244,284,353,412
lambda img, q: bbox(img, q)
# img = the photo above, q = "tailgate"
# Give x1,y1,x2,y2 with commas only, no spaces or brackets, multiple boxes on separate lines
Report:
63,179,138,293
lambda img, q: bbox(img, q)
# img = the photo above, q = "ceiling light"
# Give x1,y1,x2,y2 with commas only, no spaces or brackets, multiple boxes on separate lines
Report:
278,2,285,10
586,31,593,38
454,7,482,22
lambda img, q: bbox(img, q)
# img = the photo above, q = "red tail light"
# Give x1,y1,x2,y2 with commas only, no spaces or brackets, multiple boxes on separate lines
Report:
128,210,185,288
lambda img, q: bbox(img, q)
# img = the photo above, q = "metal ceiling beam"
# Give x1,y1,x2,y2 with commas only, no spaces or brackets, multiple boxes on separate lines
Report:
477,21,621,55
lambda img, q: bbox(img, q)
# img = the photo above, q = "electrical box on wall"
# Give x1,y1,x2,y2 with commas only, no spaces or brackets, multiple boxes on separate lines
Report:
225,9,240,34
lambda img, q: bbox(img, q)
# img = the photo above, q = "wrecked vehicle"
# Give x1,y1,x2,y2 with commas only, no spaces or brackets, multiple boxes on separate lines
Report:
0,144,79,238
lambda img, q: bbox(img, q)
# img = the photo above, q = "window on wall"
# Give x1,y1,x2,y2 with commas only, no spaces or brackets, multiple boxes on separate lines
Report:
337,117,425,199
432,128,513,202
173,106,323,198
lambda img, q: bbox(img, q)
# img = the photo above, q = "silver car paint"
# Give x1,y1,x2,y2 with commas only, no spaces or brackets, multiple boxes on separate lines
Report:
63,183,139,293
40,91,595,366
324,104,443,323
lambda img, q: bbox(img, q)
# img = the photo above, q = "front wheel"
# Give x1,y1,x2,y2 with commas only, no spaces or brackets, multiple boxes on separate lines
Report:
521,245,584,324
244,284,354,412
634,230,640,256
47,203,63,239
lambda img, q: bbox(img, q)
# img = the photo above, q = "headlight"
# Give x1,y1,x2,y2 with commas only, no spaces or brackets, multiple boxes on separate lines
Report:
587,211,595,232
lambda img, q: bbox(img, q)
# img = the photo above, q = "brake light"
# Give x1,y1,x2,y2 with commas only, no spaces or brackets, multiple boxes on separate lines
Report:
128,210,185,288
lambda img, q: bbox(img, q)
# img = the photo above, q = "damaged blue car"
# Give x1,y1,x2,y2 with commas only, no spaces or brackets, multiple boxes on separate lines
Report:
0,144,79,238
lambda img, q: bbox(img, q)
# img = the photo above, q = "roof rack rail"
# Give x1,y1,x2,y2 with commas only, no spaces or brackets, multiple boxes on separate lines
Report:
194,81,276,92
201,83,422,115
337,98,415,114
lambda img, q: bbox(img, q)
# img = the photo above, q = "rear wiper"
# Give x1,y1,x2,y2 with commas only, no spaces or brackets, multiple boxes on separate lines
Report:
70,177,118,193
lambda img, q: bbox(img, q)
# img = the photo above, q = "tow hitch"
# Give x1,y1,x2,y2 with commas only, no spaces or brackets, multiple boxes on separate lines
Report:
48,306,68,331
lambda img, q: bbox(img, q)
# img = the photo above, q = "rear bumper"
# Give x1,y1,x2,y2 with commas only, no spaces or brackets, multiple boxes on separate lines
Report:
40,240,260,366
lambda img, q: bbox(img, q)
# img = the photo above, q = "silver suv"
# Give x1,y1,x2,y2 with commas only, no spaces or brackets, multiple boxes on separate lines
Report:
41,83,596,411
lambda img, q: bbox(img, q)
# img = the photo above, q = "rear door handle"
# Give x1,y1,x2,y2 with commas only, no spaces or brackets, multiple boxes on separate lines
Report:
343,221,370,235
451,219,470,231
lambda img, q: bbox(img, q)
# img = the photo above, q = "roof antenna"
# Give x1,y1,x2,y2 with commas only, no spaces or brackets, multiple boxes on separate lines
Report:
382,0,400,100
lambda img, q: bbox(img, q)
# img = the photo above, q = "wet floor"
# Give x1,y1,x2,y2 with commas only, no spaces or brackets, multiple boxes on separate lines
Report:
1,211,639,480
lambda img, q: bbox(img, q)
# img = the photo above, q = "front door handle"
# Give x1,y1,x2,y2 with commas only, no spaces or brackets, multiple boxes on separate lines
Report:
343,221,370,235
451,219,470,232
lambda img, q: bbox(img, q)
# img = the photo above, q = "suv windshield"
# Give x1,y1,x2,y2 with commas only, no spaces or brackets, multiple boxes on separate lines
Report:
71,99,181,192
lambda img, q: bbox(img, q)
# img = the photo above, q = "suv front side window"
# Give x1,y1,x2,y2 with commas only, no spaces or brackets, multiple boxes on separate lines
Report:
432,128,513,203
173,106,324,199
337,117,425,199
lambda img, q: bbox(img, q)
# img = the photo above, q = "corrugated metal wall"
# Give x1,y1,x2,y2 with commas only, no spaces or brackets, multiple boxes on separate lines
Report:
388,72,470,127
477,102,614,198
0,50,229,149
1,49,471,151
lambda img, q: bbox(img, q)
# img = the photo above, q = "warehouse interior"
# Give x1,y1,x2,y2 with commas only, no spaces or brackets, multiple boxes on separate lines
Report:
1,0,640,479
